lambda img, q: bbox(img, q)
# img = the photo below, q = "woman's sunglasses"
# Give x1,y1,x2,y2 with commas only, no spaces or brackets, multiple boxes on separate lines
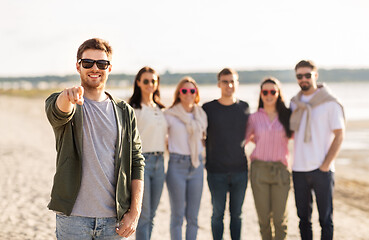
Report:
142,79,157,85
78,59,110,70
180,88,197,95
296,73,312,80
261,90,277,96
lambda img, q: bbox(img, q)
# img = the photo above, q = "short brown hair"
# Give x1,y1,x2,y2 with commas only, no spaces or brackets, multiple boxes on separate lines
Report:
76,38,113,61
217,68,239,81
295,60,317,72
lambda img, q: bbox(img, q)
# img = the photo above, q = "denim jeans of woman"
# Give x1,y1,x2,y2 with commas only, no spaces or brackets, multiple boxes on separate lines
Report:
136,152,165,240
166,153,204,240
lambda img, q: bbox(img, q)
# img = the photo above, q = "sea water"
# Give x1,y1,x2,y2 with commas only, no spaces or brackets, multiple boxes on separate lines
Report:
108,81,369,159
109,82,369,121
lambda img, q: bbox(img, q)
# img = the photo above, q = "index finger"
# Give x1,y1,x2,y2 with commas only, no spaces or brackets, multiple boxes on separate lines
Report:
75,86,84,105
77,86,84,97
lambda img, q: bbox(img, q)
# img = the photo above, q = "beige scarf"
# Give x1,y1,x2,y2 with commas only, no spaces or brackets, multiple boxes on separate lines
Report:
290,83,345,142
165,103,208,168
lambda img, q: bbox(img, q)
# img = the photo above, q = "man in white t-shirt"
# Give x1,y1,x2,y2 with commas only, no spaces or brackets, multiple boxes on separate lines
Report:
290,60,345,240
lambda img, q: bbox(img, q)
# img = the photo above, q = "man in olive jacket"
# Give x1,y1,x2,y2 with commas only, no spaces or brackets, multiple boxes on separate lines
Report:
45,38,145,239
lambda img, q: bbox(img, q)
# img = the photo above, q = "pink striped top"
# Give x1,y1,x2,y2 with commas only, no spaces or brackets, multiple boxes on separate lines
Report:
245,108,290,166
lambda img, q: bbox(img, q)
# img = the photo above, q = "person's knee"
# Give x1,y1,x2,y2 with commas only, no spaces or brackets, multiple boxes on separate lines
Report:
138,209,151,222
319,217,333,227
212,205,226,218
186,215,199,226
170,216,183,227
211,210,224,222
230,207,243,219
273,218,288,231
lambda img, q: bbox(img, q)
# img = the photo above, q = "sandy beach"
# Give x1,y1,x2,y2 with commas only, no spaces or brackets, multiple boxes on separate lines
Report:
1,95,369,240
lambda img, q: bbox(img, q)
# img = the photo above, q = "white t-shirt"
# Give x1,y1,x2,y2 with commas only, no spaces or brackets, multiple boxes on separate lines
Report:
291,92,345,172
134,104,167,153
165,113,203,155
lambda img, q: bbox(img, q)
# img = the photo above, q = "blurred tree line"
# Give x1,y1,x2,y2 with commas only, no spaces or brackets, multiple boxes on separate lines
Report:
1,69,369,87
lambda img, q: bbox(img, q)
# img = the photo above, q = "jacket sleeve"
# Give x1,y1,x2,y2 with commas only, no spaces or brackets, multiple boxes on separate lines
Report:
129,106,145,180
45,92,75,129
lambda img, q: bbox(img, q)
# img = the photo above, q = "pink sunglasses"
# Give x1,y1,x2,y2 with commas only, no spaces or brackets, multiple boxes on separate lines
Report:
180,88,197,94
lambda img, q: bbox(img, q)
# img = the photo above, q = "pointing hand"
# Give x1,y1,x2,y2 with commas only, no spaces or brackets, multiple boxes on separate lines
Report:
65,86,84,105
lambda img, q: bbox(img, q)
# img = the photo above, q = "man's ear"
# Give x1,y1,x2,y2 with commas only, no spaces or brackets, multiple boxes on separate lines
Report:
76,62,81,73
107,64,112,73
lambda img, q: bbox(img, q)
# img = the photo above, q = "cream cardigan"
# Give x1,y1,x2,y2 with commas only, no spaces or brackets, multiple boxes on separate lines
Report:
290,83,345,142
164,103,207,167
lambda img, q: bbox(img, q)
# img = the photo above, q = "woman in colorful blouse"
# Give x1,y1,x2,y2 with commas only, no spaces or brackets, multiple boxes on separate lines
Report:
245,77,293,240
129,67,167,240
164,77,207,240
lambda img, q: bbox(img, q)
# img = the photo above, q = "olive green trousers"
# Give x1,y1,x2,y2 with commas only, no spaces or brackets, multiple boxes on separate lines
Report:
250,160,291,240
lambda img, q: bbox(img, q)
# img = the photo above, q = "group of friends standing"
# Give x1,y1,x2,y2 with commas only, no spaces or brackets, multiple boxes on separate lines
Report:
46,38,345,240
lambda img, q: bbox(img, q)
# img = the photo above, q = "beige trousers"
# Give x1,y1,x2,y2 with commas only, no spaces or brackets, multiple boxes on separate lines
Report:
250,160,291,240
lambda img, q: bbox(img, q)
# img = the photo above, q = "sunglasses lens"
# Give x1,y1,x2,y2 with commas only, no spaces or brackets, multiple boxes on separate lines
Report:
142,79,157,85
181,89,188,94
80,59,109,69
190,89,196,94
96,60,109,70
81,59,94,69
297,73,312,79
261,90,277,96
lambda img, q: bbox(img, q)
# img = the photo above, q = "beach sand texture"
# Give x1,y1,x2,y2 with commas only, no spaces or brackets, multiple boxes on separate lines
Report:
1,95,369,240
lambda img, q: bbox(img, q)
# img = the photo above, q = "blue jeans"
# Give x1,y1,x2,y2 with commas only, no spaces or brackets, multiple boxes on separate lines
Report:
207,171,248,240
293,169,334,240
166,153,204,240
56,214,123,240
136,152,165,240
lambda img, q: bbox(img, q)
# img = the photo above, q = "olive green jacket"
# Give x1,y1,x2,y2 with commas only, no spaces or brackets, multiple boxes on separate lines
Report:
45,92,145,221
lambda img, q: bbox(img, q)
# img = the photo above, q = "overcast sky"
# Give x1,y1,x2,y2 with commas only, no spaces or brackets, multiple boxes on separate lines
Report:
1,0,369,77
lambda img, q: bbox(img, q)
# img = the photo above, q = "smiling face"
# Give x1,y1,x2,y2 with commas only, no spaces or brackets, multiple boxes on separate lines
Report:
137,72,158,96
218,73,238,98
260,82,279,108
179,82,197,106
296,66,318,94
76,49,112,91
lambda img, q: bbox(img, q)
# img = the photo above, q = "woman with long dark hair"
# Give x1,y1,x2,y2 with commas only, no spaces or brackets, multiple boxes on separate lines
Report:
245,77,292,240
129,67,167,240
164,77,207,240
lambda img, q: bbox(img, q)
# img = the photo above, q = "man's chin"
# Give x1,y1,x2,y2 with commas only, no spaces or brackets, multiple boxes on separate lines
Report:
224,90,235,96
83,82,105,90
300,85,311,91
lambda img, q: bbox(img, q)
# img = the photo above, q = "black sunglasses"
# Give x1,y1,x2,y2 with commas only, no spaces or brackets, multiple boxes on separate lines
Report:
142,79,157,85
296,73,312,80
180,88,196,94
261,90,277,96
78,59,110,70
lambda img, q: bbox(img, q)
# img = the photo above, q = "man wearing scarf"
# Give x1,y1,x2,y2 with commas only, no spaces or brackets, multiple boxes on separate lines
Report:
290,60,345,240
